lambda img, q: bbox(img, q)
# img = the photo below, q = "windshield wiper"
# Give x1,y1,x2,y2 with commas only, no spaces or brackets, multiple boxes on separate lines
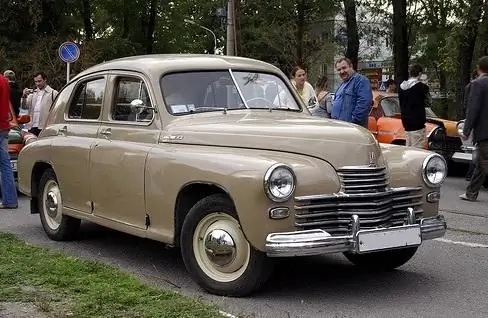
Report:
250,107,294,111
188,107,228,114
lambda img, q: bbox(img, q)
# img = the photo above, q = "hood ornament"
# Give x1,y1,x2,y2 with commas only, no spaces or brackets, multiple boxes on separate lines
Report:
369,151,376,167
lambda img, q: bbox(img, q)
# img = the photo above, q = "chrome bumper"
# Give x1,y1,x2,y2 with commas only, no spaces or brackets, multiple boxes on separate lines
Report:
451,151,473,164
265,209,447,257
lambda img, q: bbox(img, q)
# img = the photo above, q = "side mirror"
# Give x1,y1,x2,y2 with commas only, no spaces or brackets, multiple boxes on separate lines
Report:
130,99,157,113
130,99,144,107
17,115,31,124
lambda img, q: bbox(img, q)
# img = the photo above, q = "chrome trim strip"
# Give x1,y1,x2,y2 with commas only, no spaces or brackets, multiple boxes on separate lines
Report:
294,186,422,202
228,68,249,109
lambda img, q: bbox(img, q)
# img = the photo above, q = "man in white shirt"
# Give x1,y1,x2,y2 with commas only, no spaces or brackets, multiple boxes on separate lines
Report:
22,72,58,136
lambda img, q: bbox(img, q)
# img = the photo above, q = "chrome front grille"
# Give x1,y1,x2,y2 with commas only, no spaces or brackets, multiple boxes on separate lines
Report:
294,165,424,236
337,166,389,193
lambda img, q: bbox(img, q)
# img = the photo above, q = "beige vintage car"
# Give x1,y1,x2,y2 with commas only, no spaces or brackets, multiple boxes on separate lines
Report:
18,54,447,297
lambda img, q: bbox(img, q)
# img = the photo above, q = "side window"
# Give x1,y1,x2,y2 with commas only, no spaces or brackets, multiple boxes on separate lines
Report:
68,78,106,120
111,77,154,122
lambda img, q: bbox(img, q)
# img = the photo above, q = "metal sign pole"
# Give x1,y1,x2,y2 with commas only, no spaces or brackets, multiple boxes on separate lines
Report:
66,62,70,84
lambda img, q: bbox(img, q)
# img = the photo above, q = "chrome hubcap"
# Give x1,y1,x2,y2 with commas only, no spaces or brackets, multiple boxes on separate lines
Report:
193,212,251,283
42,179,62,231
204,229,236,267
46,191,58,218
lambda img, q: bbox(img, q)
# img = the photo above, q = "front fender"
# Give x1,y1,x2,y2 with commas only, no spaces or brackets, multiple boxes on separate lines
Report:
380,143,441,217
17,139,53,196
144,144,340,252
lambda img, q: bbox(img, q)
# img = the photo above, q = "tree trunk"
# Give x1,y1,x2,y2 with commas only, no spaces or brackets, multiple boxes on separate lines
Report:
122,0,129,39
80,0,93,41
146,0,158,53
296,0,305,67
456,0,484,120
343,0,359,70
392,0,409,87
438,67,448,118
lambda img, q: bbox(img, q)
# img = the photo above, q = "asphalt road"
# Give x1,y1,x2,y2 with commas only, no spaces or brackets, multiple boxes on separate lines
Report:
1,176,488,318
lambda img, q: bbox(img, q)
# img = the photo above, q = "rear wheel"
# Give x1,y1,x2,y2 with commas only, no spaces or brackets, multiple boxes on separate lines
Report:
38,168,80,241
180,194,273,296
343,247,418,271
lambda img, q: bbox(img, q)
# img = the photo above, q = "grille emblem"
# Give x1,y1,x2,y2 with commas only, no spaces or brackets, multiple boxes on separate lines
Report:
369,152,376,167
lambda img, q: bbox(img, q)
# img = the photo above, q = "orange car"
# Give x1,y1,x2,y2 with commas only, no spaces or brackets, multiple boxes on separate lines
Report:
368,90,462,160
7,108,35,181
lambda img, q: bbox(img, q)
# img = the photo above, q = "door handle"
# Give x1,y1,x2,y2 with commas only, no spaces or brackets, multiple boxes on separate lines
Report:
100,128,112,139
58,125,67,136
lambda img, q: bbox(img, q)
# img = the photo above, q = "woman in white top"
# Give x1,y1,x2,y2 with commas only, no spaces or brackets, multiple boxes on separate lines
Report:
289,66,319,109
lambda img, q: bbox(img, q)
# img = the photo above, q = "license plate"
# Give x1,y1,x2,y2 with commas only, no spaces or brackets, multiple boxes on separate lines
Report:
10,160,17,172
357,225,421,253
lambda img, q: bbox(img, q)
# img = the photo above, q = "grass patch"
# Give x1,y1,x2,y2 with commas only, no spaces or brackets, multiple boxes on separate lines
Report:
0,232,222,318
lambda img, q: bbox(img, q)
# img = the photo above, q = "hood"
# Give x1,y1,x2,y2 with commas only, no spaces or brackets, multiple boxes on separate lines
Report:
163,110,385,168
378,116,439,139
427,118,458,137
400,77,422,90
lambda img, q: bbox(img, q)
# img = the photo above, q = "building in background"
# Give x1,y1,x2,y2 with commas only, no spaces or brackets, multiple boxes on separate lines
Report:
308,5,393,91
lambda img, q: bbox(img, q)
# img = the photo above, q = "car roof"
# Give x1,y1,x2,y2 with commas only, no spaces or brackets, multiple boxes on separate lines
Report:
71,54,283,82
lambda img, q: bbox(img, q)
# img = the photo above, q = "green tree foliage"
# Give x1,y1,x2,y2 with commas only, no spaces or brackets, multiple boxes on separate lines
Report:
0,0,341,89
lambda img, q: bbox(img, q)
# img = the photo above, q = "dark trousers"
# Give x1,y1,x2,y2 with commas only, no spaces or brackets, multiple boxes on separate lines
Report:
466,140,488,199
28,127,42,136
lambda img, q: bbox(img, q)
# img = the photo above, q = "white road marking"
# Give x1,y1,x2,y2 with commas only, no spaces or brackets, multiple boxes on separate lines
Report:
434,238,488,248
219,310,238,318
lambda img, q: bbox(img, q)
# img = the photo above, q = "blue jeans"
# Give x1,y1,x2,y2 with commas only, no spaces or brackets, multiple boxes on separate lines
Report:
0,130,17,206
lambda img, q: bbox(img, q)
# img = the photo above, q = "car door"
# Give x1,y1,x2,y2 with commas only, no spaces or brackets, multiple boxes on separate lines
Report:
89,72,160,229
49,76,107,214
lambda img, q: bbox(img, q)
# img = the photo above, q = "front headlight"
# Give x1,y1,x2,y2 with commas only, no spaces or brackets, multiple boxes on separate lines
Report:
263,163,296,202
422,154,447,187
456,120,465,136
24,135,38,145
427,126,446,140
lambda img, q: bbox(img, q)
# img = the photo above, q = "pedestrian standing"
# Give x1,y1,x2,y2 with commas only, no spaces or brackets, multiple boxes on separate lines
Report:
398,64,430,148
3,70,21,117
310,75,332,118
464,69,479,181
459,56,488,201
0,74,18,209
21,71,58,136
330,58,373,128
289,67,319,109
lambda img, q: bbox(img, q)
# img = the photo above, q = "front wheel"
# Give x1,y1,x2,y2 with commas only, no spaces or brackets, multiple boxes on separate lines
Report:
180,194,273,297
38,168,81,241
343,247,418,271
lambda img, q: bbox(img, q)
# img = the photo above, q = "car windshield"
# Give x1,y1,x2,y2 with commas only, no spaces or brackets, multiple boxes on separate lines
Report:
160,70,301,115
380,97,401,117
381,96,439,118
425,107,438,118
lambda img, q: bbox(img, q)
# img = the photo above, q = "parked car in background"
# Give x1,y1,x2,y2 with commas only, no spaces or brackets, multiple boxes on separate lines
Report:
7,106,34,181
18,54,448,297
452,119,475,164
368,90,462,161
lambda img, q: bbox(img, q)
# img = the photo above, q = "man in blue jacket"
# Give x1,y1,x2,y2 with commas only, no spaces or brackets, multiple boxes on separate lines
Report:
331,58,373,127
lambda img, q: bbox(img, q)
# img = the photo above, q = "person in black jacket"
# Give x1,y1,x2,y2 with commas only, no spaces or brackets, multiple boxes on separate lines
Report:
464,69,479,181
3,70,21,117
459,56,488,201
398,64,431,148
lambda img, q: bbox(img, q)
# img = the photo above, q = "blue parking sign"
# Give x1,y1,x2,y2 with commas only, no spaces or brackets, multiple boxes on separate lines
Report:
58,42,80,63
